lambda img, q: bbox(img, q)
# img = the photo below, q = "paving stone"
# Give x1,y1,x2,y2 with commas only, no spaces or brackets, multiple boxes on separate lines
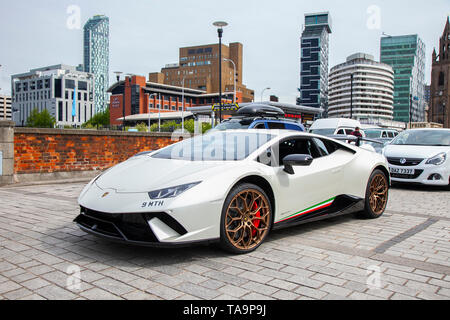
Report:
21,278,51,291
145,284,184,300
80,288,123,300
35,285,78,300
218,284,250,298
175,282,220,300
92,278,135,296
0,281,22,295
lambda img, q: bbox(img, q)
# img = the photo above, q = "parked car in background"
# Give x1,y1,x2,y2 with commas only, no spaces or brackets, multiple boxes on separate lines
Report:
211,104,305,132
383,129,450,187
309,118,366,137
363,127,399,154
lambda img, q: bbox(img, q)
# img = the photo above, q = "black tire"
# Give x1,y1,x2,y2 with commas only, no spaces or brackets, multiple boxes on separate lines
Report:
358,169,389,219
219,183,273,254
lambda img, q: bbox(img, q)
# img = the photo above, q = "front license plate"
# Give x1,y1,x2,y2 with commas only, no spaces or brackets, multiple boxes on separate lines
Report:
390,167,415,175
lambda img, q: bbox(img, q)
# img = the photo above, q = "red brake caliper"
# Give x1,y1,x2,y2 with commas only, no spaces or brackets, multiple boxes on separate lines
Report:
252,201,261,237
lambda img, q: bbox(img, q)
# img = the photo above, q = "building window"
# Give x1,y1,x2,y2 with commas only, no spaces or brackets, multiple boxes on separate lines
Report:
438,72,445,86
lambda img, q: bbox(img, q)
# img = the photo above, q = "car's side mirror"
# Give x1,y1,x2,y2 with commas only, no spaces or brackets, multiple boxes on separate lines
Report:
283,154,313,175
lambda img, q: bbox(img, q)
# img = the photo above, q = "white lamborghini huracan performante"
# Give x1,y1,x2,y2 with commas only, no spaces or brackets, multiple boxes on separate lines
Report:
75,130,390,254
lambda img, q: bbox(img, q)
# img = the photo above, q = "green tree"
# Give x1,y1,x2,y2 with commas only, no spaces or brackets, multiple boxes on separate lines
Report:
26,108,56,128
82,108,110,128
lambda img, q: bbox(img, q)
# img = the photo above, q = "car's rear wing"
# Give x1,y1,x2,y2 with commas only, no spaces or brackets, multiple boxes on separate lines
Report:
329,135,385,147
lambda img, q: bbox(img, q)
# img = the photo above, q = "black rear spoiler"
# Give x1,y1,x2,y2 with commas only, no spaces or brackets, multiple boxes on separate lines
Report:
328,135,385,147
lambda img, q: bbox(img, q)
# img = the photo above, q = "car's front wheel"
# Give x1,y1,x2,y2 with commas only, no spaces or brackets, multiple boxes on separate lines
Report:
359,169,389,219
220,184,272,254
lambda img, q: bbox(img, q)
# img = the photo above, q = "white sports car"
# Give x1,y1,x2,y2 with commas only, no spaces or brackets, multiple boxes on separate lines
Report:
383,128,450,187
75,130,390,254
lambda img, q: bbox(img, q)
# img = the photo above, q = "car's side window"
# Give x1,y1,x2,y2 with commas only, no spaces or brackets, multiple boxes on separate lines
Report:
312,138,329,157
253,123,266,129
345,129,354,135
267,122,286,130
278,138,322,164
382,131,388,138
387,131,394,138
336,129,345,135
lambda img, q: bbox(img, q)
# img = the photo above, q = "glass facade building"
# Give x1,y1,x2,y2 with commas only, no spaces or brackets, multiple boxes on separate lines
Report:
83,15,110,113
297,12,332,118
380,35,426,123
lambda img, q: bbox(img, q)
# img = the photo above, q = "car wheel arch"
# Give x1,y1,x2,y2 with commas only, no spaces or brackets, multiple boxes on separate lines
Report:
373,165,390,186
231,175,276,226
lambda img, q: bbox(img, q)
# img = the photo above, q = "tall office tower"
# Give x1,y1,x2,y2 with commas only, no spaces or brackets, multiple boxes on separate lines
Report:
83,15,110,113
328,53,394,122
380,35,426,123
297,12,332,118
430,17,450,128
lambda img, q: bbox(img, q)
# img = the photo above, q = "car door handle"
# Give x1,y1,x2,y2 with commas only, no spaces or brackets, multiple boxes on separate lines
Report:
331,168,342,174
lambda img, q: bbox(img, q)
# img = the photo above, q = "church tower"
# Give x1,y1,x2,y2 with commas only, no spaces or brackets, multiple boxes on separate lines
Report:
429,17,450,127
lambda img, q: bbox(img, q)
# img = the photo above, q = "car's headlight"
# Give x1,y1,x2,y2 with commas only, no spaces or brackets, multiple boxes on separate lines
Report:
426,152,447,166
148,182,201,200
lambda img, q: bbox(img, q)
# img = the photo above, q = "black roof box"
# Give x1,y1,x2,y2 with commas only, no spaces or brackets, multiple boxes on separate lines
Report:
237,104,285,118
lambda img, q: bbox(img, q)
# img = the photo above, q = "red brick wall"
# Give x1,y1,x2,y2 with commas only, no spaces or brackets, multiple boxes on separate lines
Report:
14,128,178,174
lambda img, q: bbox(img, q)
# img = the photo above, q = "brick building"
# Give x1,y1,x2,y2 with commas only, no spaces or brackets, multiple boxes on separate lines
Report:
108,75,235,126
429,17,450,128
150,42,254,103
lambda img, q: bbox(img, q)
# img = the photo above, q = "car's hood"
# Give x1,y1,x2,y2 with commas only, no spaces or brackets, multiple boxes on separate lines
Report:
95,156,237,193
384,144,450,159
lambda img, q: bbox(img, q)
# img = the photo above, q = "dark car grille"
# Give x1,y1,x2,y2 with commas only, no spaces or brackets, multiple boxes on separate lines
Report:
390,170,424,180
75,207,187,243
387,157,424,166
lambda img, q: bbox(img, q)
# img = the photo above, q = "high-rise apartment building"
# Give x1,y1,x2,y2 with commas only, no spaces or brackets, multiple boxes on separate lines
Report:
83,15,110,113
150,42,254,103
429,17,450,128
11,64,95,127
328,53,394,121
380,35,426,123
297,12,332,117
0,95,11,120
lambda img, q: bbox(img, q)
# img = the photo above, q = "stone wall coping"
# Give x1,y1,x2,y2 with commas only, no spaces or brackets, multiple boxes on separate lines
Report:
0,121,15,128
14,127,189,138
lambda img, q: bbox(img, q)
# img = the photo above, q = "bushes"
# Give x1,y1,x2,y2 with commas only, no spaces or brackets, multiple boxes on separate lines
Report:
150,119,212,134
26,109,56,128
82,108,110,128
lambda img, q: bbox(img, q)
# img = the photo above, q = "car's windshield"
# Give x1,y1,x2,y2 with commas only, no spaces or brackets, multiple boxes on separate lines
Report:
364,130,382,139
152,131,275,161
211,119,252,131
390,130,450,146
309,128,336,136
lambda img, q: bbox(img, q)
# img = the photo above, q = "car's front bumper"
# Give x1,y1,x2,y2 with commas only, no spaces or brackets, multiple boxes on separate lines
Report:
389,163,450,186
74,206,220,247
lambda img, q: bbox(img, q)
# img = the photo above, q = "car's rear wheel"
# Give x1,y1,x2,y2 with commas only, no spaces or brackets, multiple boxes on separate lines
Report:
220,184,272,254
359,169,389,219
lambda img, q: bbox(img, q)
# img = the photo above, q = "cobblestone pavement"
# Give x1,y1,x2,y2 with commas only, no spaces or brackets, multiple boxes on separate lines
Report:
0,182,449,300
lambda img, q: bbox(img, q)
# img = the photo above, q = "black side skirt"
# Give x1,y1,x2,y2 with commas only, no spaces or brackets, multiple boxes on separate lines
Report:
272,195,365,230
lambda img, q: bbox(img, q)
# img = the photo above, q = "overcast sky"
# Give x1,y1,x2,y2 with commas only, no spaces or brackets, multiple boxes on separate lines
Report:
1,0,449,103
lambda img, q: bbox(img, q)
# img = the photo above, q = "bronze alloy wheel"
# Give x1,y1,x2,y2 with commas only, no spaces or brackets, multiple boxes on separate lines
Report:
224,189,271,251
368,173,388,215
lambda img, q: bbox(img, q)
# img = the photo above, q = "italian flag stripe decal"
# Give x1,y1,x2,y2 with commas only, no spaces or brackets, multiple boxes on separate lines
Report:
277,197,336,223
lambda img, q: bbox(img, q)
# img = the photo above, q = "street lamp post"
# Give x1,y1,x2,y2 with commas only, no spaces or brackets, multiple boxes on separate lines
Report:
223,58,236,103
114,71,124,130
261,87,271,102
350,73,354,119
213,21,228,123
